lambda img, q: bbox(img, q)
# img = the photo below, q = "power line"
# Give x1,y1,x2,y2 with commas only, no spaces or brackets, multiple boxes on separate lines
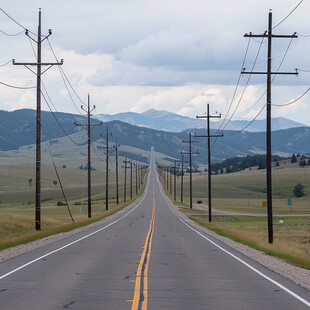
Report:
0,29,24,36
222,36,265,131
272,87,310,106
0,8,36,35
214,37,251,133
297,32,310,37
47,38,86,108
0,81,36,89
273,0,303,29
0,60,12,67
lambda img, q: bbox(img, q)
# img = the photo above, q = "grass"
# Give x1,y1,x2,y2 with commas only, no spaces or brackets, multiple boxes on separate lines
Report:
189,214,310,270
0,166,148,251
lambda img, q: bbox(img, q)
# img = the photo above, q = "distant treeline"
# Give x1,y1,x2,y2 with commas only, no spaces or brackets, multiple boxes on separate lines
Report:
211,154,286,174
120,151,149,164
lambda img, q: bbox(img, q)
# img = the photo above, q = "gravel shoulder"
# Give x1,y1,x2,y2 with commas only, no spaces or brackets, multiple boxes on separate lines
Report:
171,201,310,291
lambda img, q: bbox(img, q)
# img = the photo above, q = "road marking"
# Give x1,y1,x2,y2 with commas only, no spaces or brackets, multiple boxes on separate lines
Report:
0,173,152,281
156,173,310,308
131,175,155,310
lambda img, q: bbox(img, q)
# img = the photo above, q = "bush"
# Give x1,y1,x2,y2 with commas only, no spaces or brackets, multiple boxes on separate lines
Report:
57,201,66,206
293,183,305,198
291,153,297,163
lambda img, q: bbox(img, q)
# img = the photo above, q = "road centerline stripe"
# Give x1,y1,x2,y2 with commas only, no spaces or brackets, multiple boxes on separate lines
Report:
131,175,155,310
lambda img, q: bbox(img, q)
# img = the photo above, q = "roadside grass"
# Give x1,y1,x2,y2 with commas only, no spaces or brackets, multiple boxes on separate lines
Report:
0,170,148,251
189,214,310,270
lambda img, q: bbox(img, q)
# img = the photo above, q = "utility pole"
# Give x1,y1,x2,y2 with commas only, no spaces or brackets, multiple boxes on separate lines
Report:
134,163,138,195
173,160,177,201
112,140,120,204
166,165,169,191
130,160,133,199
13,9,63,230
182,132,199,208
195,103,223,222
75,95,102,218
242,10,298,243
97,127,112,210
123,159,130,202
169,165,172,196
177,155,187,203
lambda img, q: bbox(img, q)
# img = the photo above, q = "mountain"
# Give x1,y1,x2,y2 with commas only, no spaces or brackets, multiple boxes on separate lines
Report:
1,109,310,165
96,109,306,132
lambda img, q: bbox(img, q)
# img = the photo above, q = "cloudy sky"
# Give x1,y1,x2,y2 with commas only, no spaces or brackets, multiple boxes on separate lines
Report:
1,0,310,126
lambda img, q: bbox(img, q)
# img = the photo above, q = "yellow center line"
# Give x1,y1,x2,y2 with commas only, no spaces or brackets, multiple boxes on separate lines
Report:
131,175,155,310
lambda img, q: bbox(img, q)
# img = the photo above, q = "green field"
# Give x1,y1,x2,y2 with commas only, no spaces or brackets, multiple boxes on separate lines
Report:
0,164,148,250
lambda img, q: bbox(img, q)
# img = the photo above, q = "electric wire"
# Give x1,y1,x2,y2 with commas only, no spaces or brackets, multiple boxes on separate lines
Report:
297,33,310,37
273,0,303,29
40,90,80,146
41,124,74,223
0,60,12,67
0,81,36,89
228,104,266,135
272,87,310,106
0,8,36,35
0,29,24,36
47,38,86,109
220,36,265,132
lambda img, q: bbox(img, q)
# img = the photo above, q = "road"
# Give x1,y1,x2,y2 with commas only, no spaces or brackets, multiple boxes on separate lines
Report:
0,147,309,309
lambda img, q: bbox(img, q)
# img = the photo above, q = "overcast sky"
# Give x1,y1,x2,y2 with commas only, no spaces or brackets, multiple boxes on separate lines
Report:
1,0,310,125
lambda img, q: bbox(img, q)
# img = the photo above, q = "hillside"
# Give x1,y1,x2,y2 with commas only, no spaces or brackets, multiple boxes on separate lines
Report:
0,109,310,165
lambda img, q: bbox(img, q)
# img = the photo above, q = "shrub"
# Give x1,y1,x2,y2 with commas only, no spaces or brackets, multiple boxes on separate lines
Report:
293,183,305,198
57,201,66,206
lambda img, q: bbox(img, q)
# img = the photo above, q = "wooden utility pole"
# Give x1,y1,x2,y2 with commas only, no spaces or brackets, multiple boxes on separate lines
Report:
97,127,112,210
242,10,298,243
13,9,63,230
181,132,199,208
134,163,138,195
196,103,223,222
75,95,102,218
112,140,120,204
130,160,133,199
123,159,130,202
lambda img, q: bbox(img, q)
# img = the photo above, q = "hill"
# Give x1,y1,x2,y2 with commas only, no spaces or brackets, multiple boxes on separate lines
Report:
0,109,310,166
95,109,306,132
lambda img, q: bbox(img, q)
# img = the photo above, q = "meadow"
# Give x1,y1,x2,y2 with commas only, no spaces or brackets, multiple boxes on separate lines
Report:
0,164,147,250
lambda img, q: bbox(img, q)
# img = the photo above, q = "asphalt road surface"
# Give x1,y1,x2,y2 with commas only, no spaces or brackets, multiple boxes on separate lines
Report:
0,147,309,309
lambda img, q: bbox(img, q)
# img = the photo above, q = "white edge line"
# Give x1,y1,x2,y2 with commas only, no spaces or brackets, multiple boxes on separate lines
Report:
155,173,310,308
0,173,152,281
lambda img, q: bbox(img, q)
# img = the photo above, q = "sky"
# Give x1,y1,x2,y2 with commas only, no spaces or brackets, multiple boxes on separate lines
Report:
1,0,310,126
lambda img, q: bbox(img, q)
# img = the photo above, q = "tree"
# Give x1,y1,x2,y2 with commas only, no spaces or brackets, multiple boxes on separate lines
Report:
275,161,280,167
62,164,67,168
293,183,305,198
79,165,84,170
258,160,266,170
291,153,297,163
308,159,310,166
299,159,307,167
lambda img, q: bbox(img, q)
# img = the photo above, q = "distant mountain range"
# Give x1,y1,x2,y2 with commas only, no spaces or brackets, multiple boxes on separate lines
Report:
95,109,306,133
0,109,310,165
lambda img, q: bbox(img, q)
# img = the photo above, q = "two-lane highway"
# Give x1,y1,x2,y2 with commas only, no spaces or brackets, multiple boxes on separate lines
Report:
0,147,309,309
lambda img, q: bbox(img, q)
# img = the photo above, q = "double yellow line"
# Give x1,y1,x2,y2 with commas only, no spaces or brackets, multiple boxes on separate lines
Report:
131,176,155,310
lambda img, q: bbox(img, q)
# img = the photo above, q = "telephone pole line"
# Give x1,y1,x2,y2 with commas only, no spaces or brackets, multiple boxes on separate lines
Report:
182,132,199,208
123,159,130,202
97,127,112,210
13,9,63,230
112,140,120,204
75,94,102,218
195,103,223,222
242,10,298,243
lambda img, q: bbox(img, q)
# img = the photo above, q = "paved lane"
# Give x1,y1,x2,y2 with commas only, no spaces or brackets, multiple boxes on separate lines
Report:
0,147,309,309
